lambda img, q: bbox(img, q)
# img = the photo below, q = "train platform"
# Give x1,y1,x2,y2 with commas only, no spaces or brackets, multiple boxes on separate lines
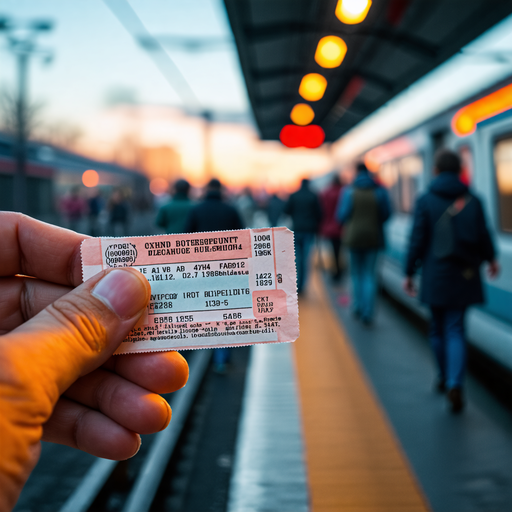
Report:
227,267,512,512
13,254,512,512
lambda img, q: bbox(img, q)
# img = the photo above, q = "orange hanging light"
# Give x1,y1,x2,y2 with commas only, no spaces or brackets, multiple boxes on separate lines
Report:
290,104,315,125
299,74,327,101
315,36,347,68
335,0,372,25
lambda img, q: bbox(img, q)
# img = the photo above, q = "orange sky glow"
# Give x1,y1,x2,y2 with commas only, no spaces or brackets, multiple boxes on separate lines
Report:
75,105,336,193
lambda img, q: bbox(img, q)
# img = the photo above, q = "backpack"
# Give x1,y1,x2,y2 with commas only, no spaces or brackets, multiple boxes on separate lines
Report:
432,194,480,266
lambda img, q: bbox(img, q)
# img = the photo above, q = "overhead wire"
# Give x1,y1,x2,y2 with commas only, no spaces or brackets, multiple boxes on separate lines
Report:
103,0,202,111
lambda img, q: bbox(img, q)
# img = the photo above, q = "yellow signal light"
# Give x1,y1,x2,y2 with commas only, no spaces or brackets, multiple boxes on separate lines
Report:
290,104,315,125
299,74,327,102
315,36,347,68
335,0,372,25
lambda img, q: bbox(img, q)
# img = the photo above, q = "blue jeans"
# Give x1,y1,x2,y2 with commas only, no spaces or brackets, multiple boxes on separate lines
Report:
294,232,315,293
349,250,378,321
213,347,230,366
429,307,467,390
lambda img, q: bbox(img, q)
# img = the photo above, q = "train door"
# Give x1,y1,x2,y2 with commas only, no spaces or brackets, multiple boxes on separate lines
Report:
474,113,512,325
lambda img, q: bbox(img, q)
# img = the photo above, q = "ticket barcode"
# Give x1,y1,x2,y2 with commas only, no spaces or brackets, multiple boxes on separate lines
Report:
81,227,299,354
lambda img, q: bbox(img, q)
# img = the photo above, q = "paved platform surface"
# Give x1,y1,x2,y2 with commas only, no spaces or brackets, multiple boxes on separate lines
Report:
295,271,429,512
325,273,512,512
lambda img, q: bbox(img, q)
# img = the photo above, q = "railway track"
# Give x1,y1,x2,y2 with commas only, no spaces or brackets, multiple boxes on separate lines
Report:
58,349,212,512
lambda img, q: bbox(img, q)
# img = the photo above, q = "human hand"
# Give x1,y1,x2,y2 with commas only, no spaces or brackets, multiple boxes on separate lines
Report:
0,213,189,512
403,276,417,297
487,259,500,279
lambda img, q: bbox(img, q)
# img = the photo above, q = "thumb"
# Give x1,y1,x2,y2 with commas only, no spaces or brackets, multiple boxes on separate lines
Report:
0,267,150,511
3,267,151,416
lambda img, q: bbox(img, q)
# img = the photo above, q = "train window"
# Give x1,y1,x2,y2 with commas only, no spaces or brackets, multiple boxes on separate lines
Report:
398,155,422,213
378,154,423,214
458,145,473,185
494,138,512,233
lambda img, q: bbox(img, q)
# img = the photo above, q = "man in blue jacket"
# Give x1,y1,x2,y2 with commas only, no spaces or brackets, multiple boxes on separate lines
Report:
337,162,391,326
404,149,499,412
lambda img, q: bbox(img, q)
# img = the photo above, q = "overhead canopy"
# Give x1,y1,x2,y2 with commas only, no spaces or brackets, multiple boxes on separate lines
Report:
224,0,512,142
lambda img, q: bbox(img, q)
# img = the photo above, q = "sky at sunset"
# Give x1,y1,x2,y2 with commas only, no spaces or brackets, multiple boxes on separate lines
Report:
0,0,335,191
2,1,512,192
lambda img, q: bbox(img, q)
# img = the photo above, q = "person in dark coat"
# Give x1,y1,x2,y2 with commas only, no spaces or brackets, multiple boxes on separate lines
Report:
404,149,499,412
184,178,243,234
156,179,194,234
284,178,322,294
267,193,285,227
337,163,391,325
184,178,243,372
320,174,344,281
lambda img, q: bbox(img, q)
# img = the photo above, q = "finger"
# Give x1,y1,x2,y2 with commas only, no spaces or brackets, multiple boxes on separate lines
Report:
2,267,151,413
42,397,141,460
0,212,88,286
64,368,171,434
0,276,71,334
103,351,189,394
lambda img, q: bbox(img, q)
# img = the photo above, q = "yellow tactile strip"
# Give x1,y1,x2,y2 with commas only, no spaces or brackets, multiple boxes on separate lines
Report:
294,271,430,512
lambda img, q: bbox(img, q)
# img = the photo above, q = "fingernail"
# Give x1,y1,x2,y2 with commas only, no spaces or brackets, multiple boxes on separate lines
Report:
133,434,142,456
161,398,172,430
92,269,149,318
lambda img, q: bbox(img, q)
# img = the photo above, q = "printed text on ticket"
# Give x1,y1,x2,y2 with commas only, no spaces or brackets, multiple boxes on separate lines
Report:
81,228,299,354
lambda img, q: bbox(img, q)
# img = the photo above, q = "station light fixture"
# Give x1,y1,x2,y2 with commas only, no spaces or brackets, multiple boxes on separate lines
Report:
82,169,99,187
280,124,325,148
315,36,347,68
290,103,315,125
299,73,327,102
335,0,372,25
452,82,512,136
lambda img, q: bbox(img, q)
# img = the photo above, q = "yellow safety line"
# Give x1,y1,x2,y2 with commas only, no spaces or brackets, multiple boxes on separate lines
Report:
294,270,431,512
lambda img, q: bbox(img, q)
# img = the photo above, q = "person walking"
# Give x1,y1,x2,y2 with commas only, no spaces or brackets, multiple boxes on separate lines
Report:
284,178,322,294
267,193,285,227
156,179,194,234
184,178,244,372
320,174,344,282
404,149,498,412
337,162,391,326
108,188,129,237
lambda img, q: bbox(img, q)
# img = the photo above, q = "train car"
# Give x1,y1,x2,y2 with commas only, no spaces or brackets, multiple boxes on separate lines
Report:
0,132,151,223
358,76,512,375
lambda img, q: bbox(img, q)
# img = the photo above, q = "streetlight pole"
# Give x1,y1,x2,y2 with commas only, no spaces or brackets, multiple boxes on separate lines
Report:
0,17,53,213
14,46,29,213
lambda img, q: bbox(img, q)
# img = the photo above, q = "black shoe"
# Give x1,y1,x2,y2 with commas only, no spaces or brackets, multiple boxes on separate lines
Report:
361,317,373,327
447,387,464,413
435,379,446,393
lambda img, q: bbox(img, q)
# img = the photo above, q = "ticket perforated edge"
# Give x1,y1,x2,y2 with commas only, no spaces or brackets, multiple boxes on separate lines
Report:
81,227,299,354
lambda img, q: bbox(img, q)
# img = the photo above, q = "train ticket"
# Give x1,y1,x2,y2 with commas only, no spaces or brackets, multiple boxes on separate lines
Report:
81,227,299,354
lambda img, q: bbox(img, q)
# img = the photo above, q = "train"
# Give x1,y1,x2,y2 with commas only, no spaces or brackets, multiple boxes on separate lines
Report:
353,75,512,375
0,132,151,224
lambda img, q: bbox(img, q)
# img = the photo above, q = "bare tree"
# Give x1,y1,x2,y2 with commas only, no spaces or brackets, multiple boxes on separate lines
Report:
0,87,44,139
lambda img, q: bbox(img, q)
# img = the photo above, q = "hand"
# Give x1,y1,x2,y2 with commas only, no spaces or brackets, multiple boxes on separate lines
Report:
0,213,189,512
403,276,417,297
487,259,500,279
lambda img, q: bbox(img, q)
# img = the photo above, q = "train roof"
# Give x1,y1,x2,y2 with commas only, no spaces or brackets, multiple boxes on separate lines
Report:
224,0,512,143
0,132,146,179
